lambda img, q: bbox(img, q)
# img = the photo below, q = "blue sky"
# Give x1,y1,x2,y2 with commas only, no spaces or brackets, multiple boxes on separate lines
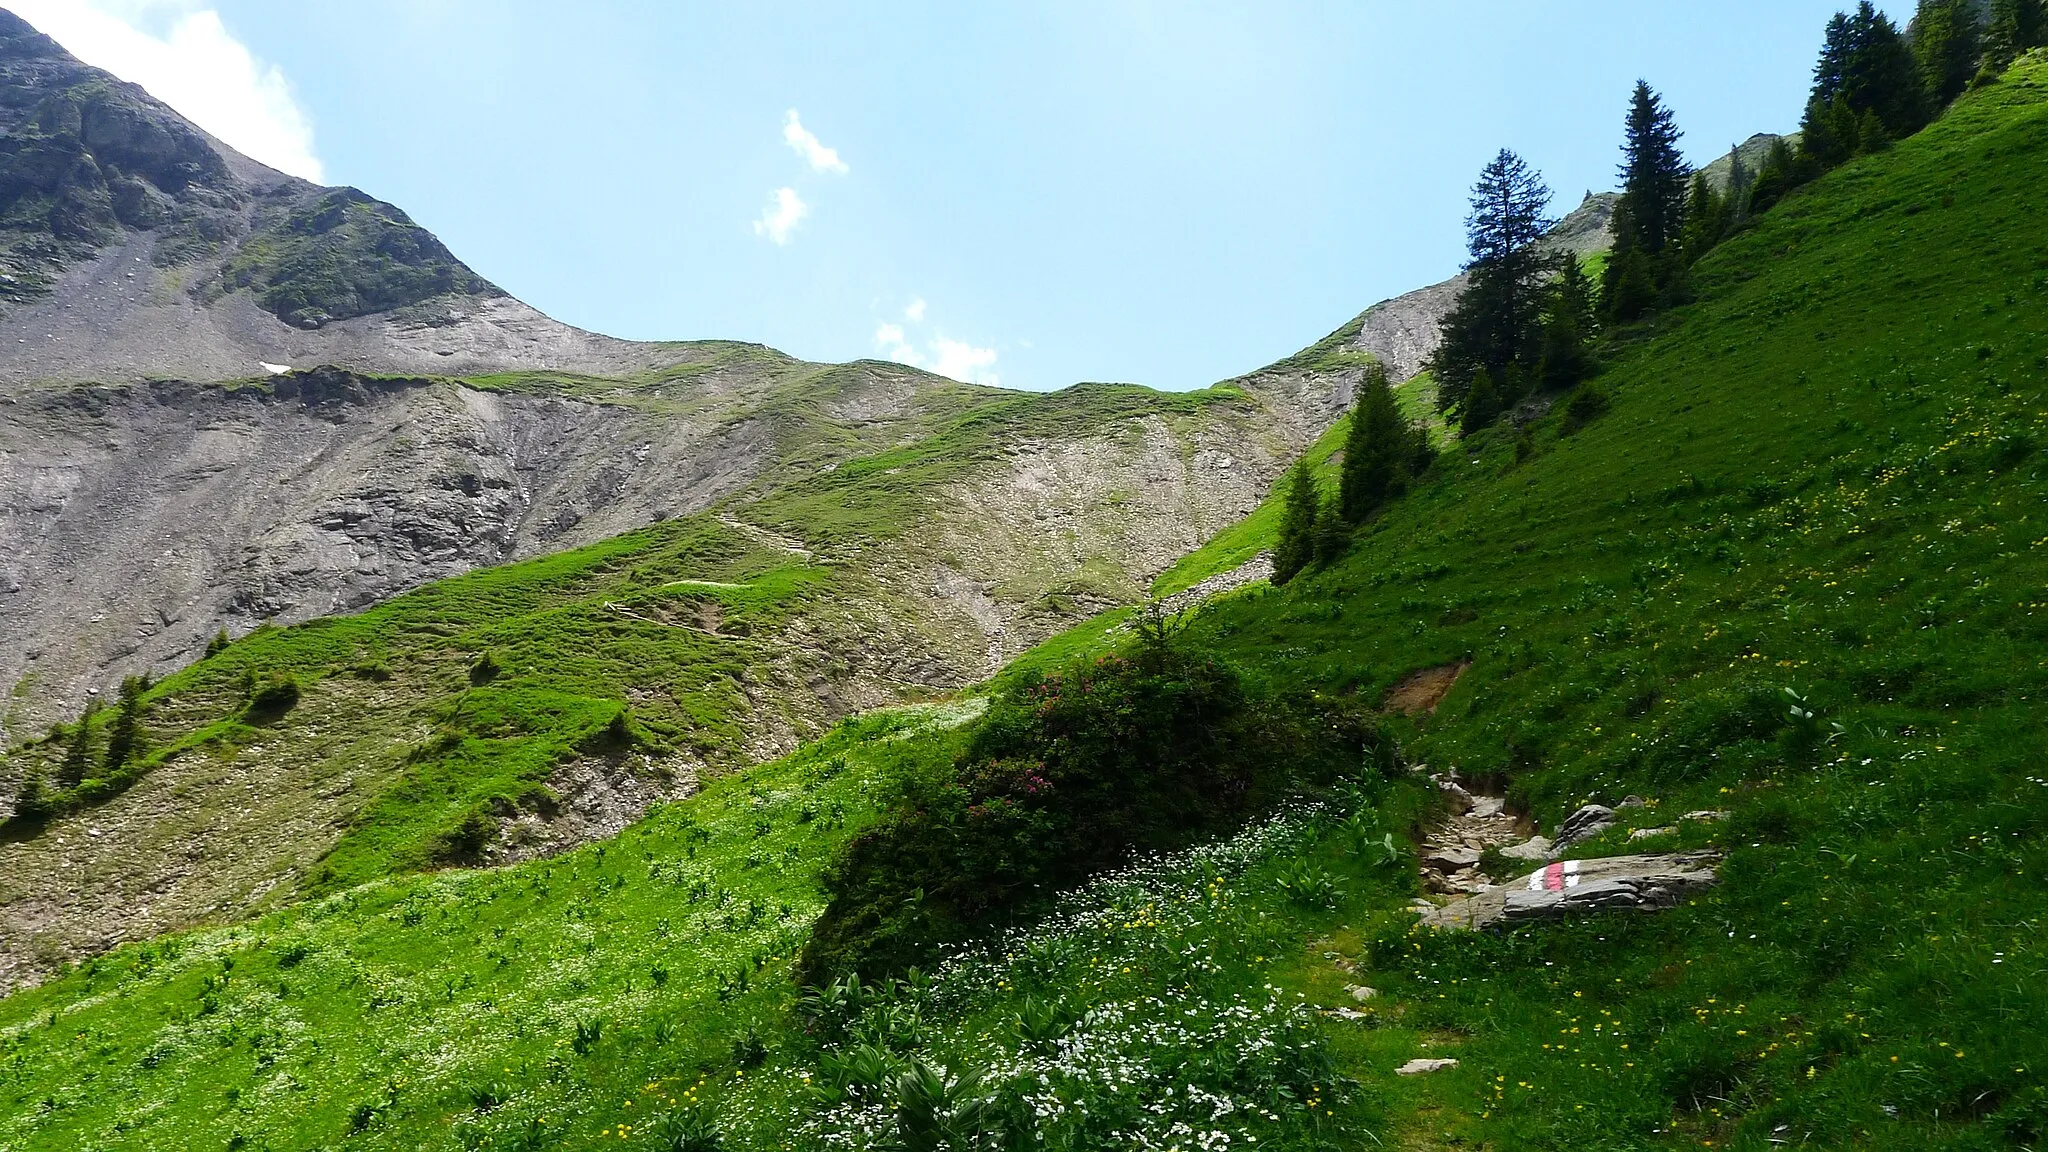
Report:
15,2,1906,391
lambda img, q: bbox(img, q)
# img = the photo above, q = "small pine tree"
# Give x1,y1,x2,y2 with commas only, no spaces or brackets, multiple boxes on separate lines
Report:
1460,368,1504,436
1856,108,1892,152
57,699,97,789
1539,253,1598,390
12,772,53,822
1913,0,1983,108
1603,244,1660,325
1311,493,1350,566
1270,462,1318,586
205,629,231,658
1724,144,1754,223
101,675,148,776
1798,95,1861,170
1748,137,1801,215
1678,171,1729,262
1338,364,1409,524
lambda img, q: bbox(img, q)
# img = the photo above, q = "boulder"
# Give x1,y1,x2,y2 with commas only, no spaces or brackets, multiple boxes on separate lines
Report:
1419,852,1721,931
1500,835,1551,861
1547,804,1616,856
1397,1058,1460,1075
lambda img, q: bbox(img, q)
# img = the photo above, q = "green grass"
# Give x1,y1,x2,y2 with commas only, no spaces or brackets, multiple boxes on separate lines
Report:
1158,61,2048,1148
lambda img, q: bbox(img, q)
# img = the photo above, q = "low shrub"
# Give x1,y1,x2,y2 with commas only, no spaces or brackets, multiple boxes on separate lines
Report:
798,627,1382,983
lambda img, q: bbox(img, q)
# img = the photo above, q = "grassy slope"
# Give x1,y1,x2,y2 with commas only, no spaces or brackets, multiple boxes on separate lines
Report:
1170,65,2048,1148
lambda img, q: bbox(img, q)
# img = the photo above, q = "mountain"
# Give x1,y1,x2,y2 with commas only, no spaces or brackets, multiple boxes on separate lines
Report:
0,10,677,385
0,7,1533,990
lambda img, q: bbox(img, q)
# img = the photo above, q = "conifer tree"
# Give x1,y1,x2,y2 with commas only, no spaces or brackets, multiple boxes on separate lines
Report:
1338,364,1409,523
1271,462,1318,586
1311,492,1350,567
1428,149,1552,415
1724,144,1755,223
1539,253,1598,390
1748,137,1802,215
1823,2,1928,137
1914,0,1983,107
1678,172,1728,262
1985,0,2047,70
12,772,53,822
1799,95,1861,169
101,675,148,776
57,699,97,789
1615,81,1689,257
1460,368,1504,436
206,629,231,658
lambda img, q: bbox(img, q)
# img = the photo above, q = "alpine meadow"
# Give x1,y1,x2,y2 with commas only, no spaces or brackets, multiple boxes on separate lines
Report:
3,4,2048,1150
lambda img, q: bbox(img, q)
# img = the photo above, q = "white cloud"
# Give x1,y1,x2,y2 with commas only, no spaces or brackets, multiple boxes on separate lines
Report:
903,297,926,323
752,186,808,245
781,109,848,174
930,337,1000,386
11,0,325,182
873,311,999,387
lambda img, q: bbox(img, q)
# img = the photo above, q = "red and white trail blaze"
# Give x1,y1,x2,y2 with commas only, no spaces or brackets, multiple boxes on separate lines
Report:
1531,860,1582,892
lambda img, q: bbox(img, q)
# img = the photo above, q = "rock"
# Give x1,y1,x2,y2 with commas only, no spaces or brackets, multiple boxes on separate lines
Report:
1470,796,1506,819
1419,852,1722,931
1628,826,1676,841
1327,1007,1372,1022
1435,778,1478,813
1619,795,1649,809
1397,1058,1460,1075
1548,804,1616,856
1347,984,1379,1002
1500,835,1552,861
1681,809,1731,822
1426,846,1482,871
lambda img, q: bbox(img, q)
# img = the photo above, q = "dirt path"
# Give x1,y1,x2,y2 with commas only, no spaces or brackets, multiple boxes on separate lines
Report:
1383,662,1471,716
1414,774,1544,899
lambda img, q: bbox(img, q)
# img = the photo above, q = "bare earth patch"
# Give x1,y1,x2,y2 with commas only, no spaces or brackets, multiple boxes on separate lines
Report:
1382,661,1471,716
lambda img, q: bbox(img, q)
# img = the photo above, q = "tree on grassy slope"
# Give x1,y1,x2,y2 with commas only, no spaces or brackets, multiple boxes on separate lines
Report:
101,675,148,777
1429,149,1552,421
1817,2,1928,139
1984,0,2047,71
1338,363,1413,524
1913,0,1984,107
57,699,96,789
1272,461,1319,586
1605,81,1692,323
1539,252,1599,391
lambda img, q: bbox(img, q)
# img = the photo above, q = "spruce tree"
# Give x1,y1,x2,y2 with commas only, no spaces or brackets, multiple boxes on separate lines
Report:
57,699,97,789
1338,364,1408,523
1615,81,1689,257
12,772,53,822
1539,253,1598,391
1428,149,1552,415
1311,492,1350,566
1798,95,1860,170
1843,2,1929,135
101,675,148,776
1460,368,1504,436
1271,462,1318,586
1985,0,2047,69
1748,137,1802,215
1914,0,1983,107
1678,171,1728,262
206,629,231,658
1724,144,1754,224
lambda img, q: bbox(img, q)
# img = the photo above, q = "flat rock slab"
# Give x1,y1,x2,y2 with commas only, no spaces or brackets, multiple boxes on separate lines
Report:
1396,1058,1460,1075
1419,852,1721,931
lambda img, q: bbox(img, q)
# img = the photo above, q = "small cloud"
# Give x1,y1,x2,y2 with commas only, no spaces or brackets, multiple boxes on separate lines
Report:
752,186,808,245
12,0,326,182
782,109,848,174
931,337,1000,387
874,302,999,386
